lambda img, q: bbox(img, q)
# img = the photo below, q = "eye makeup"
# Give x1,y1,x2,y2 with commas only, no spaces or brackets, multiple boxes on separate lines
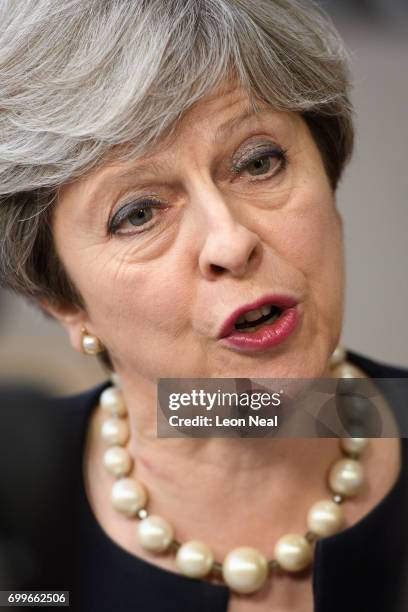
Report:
107,197,166,235
106,138,289,236
231,141,288,176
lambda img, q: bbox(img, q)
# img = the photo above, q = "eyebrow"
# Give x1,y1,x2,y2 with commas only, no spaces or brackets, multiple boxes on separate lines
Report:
101,106,266,188
114,107,262,179
81,106,270,218
213,106,263,144
115,158,168,182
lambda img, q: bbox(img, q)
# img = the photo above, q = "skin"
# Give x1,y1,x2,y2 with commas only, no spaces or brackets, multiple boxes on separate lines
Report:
51,85,345,378
46,86,401,610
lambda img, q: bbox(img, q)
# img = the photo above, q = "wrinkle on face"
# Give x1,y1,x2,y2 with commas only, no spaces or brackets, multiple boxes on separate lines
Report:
52,85,344,382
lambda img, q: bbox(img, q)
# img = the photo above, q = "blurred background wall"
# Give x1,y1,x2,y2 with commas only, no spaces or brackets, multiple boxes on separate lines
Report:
0,1,407,395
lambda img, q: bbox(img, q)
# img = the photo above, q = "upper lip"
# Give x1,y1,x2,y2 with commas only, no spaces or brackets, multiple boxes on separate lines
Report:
217,294,299,339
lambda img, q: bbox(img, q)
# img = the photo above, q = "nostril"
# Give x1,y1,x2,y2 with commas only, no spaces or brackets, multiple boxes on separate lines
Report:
210,264,225,275
248,246,257,262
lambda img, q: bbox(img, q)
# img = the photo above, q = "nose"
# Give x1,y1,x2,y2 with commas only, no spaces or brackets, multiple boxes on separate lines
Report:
197,190,261,280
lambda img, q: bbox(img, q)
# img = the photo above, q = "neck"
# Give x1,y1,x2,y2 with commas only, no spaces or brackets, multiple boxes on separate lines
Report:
115,363,339,556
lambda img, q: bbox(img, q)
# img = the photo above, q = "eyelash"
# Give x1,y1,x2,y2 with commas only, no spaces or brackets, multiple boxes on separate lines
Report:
232,146,288,178
107,199,165,236
108,146,288,236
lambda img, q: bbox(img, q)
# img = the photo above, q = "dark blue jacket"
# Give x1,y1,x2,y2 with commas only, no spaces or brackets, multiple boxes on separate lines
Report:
0,350,407,611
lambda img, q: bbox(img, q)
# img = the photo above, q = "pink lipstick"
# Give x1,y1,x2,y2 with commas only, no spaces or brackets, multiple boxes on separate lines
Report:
217,294,300,352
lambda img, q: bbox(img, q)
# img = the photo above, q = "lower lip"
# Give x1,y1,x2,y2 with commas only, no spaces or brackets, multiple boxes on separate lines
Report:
219,306,300,352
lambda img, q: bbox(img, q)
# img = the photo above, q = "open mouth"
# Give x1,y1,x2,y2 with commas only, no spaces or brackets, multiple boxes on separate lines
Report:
217,294,299,350
233,304,282,333
217,294,298,341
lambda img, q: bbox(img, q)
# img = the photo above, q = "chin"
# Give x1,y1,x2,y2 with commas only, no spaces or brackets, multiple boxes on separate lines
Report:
216,346,330,380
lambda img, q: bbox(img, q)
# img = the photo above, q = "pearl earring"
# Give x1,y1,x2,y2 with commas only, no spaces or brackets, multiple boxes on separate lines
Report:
330,344,364,378
81,326,104,355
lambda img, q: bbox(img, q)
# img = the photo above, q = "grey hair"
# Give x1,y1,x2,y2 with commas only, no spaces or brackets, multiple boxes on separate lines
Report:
0,0,354,308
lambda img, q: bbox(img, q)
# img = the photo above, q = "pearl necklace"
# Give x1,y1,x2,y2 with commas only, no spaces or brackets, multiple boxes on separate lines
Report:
97,346,369,595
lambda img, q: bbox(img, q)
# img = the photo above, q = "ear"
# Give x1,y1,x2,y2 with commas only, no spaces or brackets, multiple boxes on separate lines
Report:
39,299,91,354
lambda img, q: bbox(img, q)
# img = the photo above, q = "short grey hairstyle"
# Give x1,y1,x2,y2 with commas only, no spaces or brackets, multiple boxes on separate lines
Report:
0,0,354,311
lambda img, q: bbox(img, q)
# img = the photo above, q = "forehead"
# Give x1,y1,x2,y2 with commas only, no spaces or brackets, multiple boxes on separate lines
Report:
58,85,300,201
151,84,298,149
112,89,296,168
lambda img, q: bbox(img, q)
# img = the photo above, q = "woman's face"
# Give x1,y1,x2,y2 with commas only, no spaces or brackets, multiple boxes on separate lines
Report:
52,86,344,381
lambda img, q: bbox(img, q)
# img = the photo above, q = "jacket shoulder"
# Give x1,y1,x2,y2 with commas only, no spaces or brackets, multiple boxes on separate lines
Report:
0,380,110,588
347,349,408,435
346,349,408,378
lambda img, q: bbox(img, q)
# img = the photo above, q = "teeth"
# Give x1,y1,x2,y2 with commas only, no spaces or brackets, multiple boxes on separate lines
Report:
236,313,246,325
241,311,280,333
234,304,277,328
243,307,264,322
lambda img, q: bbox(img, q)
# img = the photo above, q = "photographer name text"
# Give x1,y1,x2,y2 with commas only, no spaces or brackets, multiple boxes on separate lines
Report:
168,414,278,428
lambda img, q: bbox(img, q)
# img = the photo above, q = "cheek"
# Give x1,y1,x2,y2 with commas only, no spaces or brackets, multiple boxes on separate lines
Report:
72,245,194,345
289,206,342,279
271,183,344,316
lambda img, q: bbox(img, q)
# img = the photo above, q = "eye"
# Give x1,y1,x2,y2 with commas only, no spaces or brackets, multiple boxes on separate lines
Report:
108,198,166,236
246,156,274,176
233,145,288,181
127,207,153,226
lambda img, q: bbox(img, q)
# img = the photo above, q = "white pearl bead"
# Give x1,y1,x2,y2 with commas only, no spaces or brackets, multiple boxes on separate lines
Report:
274,534,313,572
328,458,364,497
111,478,147,515
331,363,365,378
340,437,368,455
175,540,214,578
101,418,129,446
222,547,268,594
100,386,127,417
329,345,346,368
138,515,174,553
103,446,133,477
307,500,345,537
82,334,102,355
